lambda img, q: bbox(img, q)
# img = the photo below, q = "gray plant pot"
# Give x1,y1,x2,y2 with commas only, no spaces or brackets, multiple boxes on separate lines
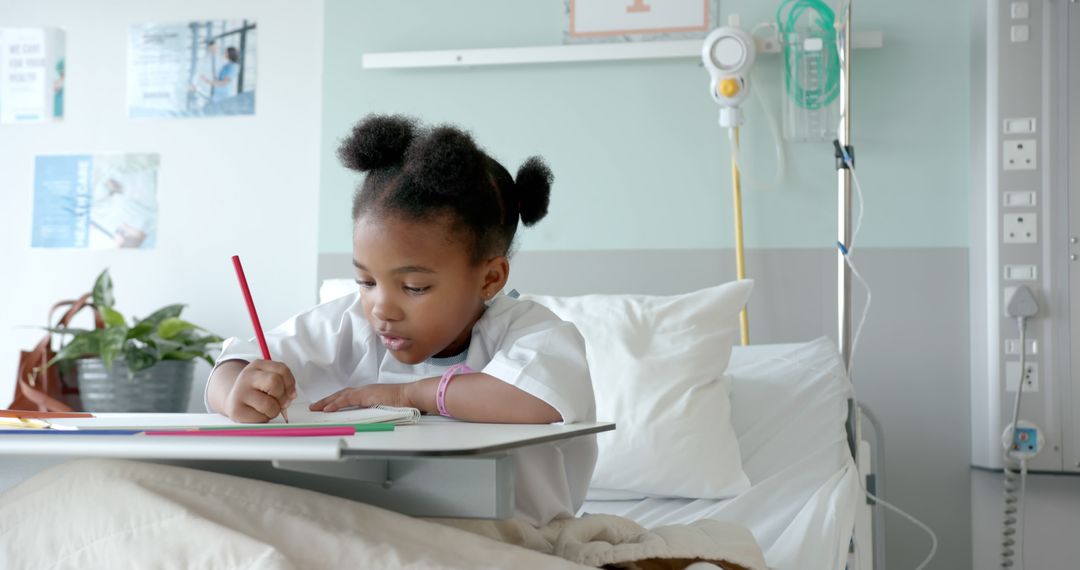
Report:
75,358,195,413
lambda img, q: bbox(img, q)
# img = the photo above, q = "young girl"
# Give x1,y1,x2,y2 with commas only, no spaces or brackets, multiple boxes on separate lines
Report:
205,114,597,527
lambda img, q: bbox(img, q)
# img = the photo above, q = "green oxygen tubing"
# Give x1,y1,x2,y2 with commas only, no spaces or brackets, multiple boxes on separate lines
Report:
776,0,841,110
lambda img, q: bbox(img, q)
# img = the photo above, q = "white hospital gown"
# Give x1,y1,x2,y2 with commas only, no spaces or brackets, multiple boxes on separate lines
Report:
208,292,598,526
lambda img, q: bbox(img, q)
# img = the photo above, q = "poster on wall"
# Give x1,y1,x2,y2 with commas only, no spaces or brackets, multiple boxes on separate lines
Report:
564,0,718,43
0,28,66,124
31,153,160,249
127,20,257,118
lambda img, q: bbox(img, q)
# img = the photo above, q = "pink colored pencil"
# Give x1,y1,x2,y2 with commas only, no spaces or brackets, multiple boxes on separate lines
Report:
145,426,355,437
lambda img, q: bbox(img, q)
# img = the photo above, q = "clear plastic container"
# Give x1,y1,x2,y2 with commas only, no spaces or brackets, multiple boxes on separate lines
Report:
781,29,840,142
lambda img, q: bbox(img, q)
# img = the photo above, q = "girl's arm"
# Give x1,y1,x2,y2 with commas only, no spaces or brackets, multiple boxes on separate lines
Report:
310,374,561,424
206,360,245,413
410,373,561,423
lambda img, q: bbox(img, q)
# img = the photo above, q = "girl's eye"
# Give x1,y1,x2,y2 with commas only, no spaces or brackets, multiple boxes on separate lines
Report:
404,285,430,295
355,279,375,289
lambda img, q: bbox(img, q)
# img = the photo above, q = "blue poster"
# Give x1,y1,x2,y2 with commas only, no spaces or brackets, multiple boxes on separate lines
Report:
31,153,160,249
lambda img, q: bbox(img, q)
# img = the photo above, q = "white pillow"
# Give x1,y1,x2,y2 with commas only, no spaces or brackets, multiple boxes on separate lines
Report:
522,280,754,499
320,279,356,303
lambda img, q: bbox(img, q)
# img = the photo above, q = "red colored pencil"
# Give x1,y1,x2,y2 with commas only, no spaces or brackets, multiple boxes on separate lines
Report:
231,255,290,423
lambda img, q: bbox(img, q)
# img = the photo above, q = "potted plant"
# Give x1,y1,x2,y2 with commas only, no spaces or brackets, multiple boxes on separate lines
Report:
48,269,223,413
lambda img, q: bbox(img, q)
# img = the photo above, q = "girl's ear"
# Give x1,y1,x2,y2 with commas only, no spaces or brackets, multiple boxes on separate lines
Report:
480,256,510,300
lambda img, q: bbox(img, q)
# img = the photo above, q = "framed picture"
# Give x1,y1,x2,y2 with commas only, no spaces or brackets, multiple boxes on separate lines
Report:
565,0,718,43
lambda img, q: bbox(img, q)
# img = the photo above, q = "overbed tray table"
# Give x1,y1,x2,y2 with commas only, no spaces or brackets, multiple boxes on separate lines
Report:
0,415,614,519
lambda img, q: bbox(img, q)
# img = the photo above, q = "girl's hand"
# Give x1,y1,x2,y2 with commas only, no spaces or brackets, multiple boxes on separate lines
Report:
225,359,298,423
310,383,411,412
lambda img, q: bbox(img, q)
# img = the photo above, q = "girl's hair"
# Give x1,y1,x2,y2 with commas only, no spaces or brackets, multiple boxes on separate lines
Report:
338,114,553,263
225,46,239,63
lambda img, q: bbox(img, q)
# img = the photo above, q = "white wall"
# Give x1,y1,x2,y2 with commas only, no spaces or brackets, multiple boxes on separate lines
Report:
0,0,324,410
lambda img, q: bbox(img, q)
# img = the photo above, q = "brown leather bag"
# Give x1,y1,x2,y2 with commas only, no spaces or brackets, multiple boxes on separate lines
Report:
11,294,103,412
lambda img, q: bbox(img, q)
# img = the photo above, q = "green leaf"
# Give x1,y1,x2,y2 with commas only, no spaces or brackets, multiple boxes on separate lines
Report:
148,335,184,354
92,269,115,310
128,321,153,340
101,306,126,329
123,342,160,372
42,327,93,336
99,327,127,371
174,334,222,353
158,317,197,340
162,351,200,361
47,330,102,366
138,304,186,329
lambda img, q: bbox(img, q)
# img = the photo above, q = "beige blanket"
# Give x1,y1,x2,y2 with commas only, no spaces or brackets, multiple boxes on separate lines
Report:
436,516,764,569
0,459,765,570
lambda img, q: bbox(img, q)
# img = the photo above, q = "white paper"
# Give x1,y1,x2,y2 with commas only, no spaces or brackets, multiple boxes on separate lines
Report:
49,406,420,430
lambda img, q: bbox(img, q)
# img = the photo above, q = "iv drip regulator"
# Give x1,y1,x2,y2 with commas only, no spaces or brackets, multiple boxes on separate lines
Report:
702,23,755,128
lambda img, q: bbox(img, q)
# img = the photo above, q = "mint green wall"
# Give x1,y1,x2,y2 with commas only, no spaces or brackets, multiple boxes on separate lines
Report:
319,0,969,254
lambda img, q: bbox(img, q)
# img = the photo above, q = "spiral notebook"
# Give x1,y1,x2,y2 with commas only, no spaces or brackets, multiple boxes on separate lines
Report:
40,405,421,431
268,404,421,426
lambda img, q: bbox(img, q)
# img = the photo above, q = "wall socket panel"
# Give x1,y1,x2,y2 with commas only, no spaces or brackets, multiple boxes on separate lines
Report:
1005,361,1039,392
1003,213,1038,243
1002,138,1036,169
1004,338,1038,355
1003,139,1038,170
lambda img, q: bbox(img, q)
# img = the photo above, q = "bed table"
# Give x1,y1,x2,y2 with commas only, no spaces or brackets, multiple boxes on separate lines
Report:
0,416,613,519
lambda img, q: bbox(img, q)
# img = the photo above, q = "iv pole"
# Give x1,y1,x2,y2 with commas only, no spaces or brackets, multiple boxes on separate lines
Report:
836,7,879,568
836,0,859,462
837,1,853,371
836,3,875,566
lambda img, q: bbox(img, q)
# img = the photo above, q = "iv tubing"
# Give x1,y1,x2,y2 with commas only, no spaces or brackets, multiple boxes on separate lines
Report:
730,126,749,345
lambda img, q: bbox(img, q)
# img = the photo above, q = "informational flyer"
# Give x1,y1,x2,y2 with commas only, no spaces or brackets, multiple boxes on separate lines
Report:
32,153,160,249
127,19,257,118
0,28,66,124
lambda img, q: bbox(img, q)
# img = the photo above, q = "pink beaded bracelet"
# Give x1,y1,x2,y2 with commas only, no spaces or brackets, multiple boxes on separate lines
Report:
436,363,473,417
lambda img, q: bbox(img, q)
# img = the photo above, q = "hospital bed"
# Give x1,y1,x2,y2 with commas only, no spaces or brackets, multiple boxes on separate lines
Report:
316,276,879,570
0,274,879,569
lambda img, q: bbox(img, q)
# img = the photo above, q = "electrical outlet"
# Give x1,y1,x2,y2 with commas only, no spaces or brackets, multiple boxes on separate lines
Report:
1003,213,1038,244
1012,427,1039,454
1003,139,1037,170
1002,420,1043,460
1005,361,1038,392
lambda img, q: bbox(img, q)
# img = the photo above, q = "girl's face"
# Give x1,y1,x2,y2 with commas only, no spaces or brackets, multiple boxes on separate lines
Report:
352,213,507,365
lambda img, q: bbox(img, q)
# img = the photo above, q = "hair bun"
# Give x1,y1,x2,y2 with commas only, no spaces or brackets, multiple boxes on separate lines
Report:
403,125,487,197
337,114,417,172
515,157,552,226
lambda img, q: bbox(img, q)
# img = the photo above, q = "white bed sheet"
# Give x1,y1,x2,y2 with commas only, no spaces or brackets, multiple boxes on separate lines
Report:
579,338,859,570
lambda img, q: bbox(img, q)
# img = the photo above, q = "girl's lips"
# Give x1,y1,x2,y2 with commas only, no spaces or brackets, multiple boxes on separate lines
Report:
381,335,412,351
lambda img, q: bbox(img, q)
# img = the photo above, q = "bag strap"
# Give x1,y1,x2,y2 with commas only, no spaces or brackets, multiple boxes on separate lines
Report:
15,377,74,413
37,293,102,398
49,293,103,329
